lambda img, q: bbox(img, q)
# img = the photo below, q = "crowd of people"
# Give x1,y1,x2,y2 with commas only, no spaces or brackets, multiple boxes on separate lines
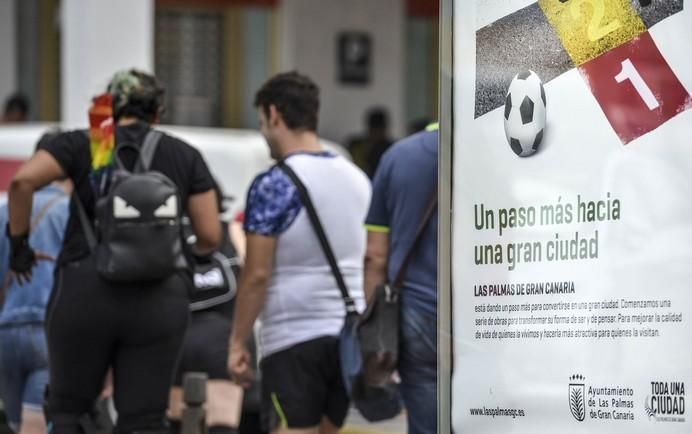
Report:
0,69,439,434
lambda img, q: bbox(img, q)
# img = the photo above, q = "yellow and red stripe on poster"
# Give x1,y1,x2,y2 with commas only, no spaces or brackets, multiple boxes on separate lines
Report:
538,0,647,66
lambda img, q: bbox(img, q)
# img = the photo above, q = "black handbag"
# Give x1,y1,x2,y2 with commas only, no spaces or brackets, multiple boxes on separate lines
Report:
277,161,402,421
185,220,240,311
359,189,438,387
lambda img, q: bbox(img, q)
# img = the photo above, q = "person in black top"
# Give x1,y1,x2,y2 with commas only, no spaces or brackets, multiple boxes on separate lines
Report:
168,186,245,434
5,69,221,434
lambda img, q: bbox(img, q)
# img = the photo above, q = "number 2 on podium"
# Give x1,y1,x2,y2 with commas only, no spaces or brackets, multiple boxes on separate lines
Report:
615,59,659,110
570,0,622,41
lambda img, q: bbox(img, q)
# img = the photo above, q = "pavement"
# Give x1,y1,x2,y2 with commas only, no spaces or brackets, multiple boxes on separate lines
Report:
341,408,407,434
0,401,406,434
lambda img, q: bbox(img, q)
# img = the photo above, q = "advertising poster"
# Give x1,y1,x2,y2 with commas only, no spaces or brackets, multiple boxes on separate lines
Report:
451,0,692,432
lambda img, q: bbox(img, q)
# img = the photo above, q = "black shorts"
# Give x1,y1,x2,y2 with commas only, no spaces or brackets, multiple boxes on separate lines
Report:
174,310,231,385
260,336,349,430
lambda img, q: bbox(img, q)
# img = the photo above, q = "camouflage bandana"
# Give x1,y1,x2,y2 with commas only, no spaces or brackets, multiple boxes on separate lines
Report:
107,70,142,116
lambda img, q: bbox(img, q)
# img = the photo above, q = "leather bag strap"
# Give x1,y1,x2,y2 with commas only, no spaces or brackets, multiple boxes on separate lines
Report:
277,160,358,316
391,188,437,290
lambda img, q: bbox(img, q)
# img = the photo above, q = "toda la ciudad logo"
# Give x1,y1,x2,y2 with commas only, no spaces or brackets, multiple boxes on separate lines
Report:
569,375,586,422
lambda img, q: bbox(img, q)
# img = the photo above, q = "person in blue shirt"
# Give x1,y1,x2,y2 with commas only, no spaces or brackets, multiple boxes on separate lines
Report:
363,124,438,434
0,173,71,434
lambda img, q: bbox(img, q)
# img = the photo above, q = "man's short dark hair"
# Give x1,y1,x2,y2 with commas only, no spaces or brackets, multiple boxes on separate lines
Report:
4,93,29,118
107,69,165,123
366,107,389,131
254,72,320,132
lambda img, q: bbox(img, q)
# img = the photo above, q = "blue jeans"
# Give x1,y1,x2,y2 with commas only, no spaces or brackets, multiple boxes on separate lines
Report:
399,305,437,434
0,324,49,429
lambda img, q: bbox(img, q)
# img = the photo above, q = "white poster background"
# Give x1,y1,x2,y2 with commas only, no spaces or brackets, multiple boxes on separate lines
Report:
452,1,692,433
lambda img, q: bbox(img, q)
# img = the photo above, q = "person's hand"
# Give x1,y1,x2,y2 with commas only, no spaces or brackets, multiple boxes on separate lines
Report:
9,251,54,286
7,227,54,285
228,341,253,388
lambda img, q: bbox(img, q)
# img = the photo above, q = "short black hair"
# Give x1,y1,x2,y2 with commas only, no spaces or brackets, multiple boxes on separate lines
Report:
4,93,29,117
254,72,320,131
107,69,165,123
366,107,389,130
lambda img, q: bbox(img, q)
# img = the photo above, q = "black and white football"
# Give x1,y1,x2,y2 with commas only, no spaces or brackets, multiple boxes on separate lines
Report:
504,70,546,157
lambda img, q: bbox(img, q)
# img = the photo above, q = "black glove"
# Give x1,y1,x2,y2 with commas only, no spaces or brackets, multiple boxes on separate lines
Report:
6,224,36,273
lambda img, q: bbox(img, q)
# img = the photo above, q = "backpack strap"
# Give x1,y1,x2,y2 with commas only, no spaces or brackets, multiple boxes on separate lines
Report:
391,188,437,291
135,130,163,173
83,128,162,173
277,160,359,316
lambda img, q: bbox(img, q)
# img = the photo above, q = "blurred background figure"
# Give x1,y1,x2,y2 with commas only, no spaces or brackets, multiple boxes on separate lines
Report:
168,186,263,434
0,135,71,434
2,94,29,123
364,124,439,434
347,107,394,178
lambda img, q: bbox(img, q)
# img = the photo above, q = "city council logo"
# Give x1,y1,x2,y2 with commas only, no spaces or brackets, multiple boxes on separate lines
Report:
569,375,586,422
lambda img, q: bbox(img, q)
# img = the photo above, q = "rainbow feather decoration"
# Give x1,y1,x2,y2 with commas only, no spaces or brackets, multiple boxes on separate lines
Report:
88,93,116,196
88,93,115,172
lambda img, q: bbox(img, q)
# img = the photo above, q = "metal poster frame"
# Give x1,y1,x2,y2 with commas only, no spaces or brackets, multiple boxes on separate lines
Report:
437,0,454,432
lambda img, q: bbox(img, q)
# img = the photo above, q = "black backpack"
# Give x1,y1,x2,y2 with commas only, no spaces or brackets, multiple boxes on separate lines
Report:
76,130,187,283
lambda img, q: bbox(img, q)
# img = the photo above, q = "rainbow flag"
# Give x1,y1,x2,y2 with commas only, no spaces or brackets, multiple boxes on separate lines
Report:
88,93,115,172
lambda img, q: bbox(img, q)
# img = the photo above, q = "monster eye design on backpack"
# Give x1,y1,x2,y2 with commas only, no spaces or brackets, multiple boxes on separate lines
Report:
154,196,178,218
112,195,178,219
113,196,141,218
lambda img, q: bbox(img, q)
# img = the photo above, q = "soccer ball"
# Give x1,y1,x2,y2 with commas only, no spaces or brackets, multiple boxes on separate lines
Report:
504,70,546,157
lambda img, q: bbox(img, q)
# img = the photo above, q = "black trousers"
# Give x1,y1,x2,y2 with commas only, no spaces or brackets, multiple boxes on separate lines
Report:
46,257,190,434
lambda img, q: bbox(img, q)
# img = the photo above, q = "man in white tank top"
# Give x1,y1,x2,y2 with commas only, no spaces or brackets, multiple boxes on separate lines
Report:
228,72,371,434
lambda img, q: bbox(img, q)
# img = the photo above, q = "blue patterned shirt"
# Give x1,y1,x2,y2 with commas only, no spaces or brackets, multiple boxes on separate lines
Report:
244,153,337,236
244,166,303,236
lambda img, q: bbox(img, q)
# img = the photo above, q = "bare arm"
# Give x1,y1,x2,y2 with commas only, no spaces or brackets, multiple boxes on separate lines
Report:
364,231,389,303
230,234,276,347
187,189,222,255
229,220,246,263
227,233,275,387
9,150,65,236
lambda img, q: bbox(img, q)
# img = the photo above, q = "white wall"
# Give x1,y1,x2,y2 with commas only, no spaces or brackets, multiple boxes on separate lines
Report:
280,0,405,143
61,0,154,127
0,0,17,107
